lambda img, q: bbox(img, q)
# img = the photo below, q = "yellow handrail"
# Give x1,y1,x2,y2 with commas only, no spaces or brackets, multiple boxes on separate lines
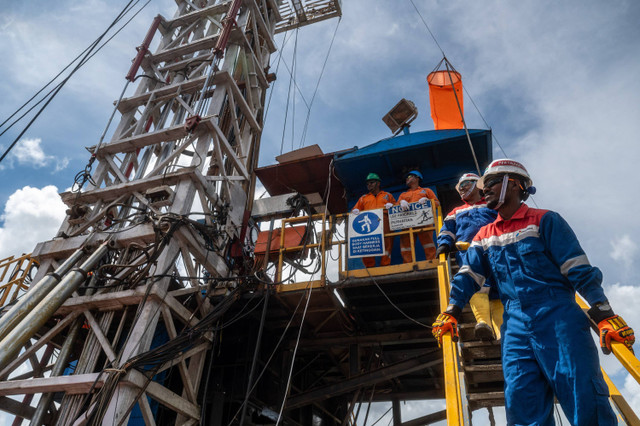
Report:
434,206,466,425
0,254,38,307
273,210,439,286
575,295,640,383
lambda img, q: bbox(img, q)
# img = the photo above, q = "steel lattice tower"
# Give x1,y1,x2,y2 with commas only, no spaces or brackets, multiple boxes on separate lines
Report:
0,1,341,424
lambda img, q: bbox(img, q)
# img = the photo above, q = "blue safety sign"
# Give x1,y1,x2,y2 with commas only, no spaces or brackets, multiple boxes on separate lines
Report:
348,209,384,258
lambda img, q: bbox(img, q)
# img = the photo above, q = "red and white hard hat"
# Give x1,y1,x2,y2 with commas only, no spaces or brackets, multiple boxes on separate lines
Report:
455,173,480,192
478,159,533,190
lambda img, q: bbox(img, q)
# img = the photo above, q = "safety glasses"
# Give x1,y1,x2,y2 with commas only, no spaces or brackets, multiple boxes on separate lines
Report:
483,176,504,189
484,176,519,189
458,181,475,191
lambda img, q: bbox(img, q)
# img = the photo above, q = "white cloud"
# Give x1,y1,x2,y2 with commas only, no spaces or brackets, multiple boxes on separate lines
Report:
12,138,49,166
597,283,640,388
609,235,638,270
0,185,66,259
7,138,69,172
622,373,640,411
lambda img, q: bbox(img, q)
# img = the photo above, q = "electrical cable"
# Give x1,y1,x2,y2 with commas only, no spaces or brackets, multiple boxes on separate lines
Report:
223,281,310,425
0,0,149,165
275,282,313,425
0,0,147,137
365,268,432,329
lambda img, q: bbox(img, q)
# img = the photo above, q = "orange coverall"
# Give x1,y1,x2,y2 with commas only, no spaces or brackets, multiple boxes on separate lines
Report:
397,187,439,263
353,191,396,267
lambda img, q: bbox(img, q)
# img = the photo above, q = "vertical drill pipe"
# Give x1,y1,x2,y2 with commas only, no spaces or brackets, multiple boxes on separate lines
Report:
0,242,110,371
30,319,82,426
126,15,162,82
0,247,86,340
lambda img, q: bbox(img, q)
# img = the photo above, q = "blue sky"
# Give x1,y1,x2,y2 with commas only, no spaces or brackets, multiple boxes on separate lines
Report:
1,0,639,423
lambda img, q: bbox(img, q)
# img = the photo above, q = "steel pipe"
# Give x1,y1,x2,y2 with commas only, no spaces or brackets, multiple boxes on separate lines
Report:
0,242,110,371
0,247,86,340
29,319,82,426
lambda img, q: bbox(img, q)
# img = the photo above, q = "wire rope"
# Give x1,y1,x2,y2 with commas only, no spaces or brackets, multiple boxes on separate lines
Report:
299,17,341,148
291,29,298,152
279,30,298,155
370,406,393,426
408,0,445,57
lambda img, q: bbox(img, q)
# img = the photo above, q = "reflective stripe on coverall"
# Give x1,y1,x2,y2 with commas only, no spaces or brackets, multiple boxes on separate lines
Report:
438,200,499,297
353,191,396,267
448,203,615,426
397,187,438,262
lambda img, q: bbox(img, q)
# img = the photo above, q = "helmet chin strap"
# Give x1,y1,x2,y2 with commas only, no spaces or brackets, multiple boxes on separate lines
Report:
461,181,477,200
493,174,510,209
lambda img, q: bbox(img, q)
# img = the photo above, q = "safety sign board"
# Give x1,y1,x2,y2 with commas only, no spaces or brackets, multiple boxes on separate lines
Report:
388,201,434,231
348,209,384,258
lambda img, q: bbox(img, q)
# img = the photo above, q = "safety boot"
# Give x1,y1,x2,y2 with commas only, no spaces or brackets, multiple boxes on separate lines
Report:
470,292,495,340
474,321,496,341
490,299,504,340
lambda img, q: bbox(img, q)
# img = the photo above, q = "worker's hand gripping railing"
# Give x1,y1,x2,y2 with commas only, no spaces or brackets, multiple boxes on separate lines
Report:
575,295,640,424
434,205,467,425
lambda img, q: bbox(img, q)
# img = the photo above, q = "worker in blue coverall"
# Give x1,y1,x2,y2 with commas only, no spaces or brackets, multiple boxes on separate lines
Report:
436,172,501,340
432,159,635,425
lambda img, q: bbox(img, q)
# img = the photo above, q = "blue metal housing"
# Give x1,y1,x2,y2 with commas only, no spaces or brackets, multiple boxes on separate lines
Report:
333,129,493,210
335,128,492,267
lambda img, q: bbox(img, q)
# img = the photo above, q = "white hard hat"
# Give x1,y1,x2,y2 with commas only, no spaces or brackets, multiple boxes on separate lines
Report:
478,159,532,190
455,173,480,192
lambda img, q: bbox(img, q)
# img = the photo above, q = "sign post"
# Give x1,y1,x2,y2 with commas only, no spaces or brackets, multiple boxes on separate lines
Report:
348,209,385,258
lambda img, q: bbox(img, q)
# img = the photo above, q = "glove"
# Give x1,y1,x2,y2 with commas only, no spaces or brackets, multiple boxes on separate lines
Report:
384,202,393,209
400,200,409,211
432,305,461,347
597,315,635,354
436,244,451,257
419,197,428,204
352,209,360,215
588,303,635,354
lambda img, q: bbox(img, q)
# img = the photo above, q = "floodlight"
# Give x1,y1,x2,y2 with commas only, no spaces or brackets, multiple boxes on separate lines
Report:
382,98,418,134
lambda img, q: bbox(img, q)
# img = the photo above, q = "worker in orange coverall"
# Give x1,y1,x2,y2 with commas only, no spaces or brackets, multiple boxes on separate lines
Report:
397,170,440,263
351,173,396,267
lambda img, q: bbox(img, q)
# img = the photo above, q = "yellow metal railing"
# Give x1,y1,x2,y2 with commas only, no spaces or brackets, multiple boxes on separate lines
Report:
0,254,38,307
270,210,441,290
434,206,467,425
575,294,640,424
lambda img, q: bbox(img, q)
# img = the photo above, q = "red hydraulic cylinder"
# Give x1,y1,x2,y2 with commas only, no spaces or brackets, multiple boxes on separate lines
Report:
214,0,242,59
126,15,162,82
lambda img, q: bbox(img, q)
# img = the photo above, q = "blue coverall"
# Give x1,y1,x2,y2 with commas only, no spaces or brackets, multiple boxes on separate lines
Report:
448,203,615,425
438,200,499,297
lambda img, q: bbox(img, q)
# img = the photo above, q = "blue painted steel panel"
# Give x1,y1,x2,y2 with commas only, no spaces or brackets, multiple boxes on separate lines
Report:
334,129,492,208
